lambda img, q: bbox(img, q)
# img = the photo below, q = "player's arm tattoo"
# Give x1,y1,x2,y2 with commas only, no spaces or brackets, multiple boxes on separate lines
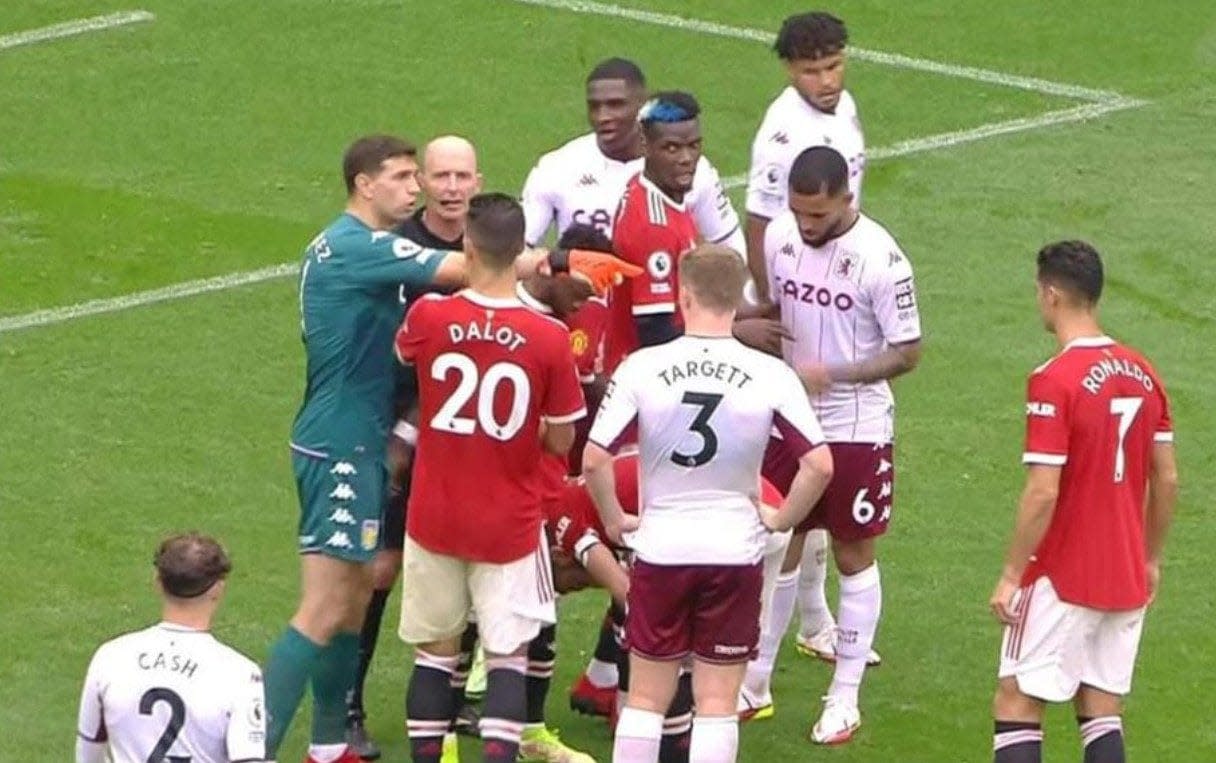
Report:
829,339,921,384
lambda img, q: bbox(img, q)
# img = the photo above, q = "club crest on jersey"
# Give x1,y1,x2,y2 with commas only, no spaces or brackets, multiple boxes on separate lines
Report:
361,519,380,551
835,253,857,279
570,328,589,357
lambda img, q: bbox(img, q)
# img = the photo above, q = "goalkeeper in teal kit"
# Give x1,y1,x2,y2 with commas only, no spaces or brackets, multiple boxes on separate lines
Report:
266,134,639,763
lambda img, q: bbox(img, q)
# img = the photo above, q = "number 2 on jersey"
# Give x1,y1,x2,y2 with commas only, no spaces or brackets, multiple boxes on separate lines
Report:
1110,396,1143,483
139,687,188,763
430,352,531,441
671,392,723,467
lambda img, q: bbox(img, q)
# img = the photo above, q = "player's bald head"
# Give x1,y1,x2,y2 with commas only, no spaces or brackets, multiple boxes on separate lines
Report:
423,135,478,172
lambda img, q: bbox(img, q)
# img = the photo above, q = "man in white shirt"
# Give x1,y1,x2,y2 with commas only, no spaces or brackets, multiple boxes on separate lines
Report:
76,533,266,763
748,146,921,745
743,14,870,655
521,58,744,255
745,12,866,302
584,245,834,763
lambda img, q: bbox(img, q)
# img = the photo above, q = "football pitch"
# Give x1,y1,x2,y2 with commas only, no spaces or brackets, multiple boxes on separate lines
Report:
2,1,1214,760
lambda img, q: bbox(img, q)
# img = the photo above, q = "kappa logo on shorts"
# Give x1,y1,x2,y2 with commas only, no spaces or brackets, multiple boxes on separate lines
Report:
330,461,357,477
876,458,893,475
361,519,380,551
329,483,357,501
328,507,357,525
324,531,354,550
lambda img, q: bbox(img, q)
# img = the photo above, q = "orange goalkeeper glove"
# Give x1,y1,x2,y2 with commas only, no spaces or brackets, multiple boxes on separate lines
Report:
550,248,644,295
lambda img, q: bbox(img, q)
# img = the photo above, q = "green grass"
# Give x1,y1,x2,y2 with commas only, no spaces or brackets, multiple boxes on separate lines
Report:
2,1,1214,761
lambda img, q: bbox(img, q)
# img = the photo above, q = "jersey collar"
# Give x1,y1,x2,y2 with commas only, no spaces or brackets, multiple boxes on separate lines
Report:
515,283,553,314
1062,335,1114,350
638,172,687,212
460,289,525,310
157,622,207,633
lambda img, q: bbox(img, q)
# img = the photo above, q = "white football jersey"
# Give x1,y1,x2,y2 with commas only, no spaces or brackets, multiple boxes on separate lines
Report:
589,335,825,566
746,88,866,219
77,623,265,763
521,132,743,252
765,211,921,443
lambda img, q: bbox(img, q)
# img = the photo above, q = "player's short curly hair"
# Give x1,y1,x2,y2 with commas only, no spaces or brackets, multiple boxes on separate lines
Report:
558,223,613,254
1037,240,1104,304
154,532,232,599
774,12,848,61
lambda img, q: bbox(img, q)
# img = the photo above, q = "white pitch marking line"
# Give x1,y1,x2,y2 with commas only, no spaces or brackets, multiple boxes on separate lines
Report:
0,3,1147,335
0,10,154,53
509,0,1127,103
0,263,297,334
722,98,1145,189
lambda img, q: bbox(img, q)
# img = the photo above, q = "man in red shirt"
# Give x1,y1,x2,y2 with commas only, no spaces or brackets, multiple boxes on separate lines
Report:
605,91,702,374
393,193,588,763
988,241,1178,763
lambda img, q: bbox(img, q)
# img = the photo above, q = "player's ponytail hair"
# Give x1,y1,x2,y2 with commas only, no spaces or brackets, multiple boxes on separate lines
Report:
154,532,232,599
679,245,748,314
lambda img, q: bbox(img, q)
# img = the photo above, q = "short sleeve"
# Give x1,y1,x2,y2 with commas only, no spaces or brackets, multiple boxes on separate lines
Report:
588,358,641,453
772,366,825,458
745,126,787,220
1023,371,1070,465
542,327,588,425
866,246,921,345
688,157,742,247
567,299,609,382
394,296,436,365
344,231,448,289
225,663,267,762
521,161,556,246
76,648,108,744
1153,372,1174,443
550,484,601,559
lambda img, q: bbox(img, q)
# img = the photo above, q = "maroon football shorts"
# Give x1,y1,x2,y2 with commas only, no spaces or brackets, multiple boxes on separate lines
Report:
761,437,894,541
625,559,762,663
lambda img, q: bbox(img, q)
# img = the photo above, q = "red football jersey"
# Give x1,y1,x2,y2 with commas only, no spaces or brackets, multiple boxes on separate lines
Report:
1021,336,1173,610
605,173,698,374
395,290,588,563
517,286,611,496
547,454,785,559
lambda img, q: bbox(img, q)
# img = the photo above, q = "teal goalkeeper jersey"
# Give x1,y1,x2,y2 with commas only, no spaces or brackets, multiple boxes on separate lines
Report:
290,212,446,458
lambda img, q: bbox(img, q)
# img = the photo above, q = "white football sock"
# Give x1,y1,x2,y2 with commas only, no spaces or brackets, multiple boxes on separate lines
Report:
797,529,835,637
613,707,664,763
744,568,799,699
829,562,881,707
585,657,618,688
689,715,739,763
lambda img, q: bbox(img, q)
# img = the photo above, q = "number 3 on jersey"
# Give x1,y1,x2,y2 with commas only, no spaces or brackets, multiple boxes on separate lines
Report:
672,392,723,467
431,352,531,441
